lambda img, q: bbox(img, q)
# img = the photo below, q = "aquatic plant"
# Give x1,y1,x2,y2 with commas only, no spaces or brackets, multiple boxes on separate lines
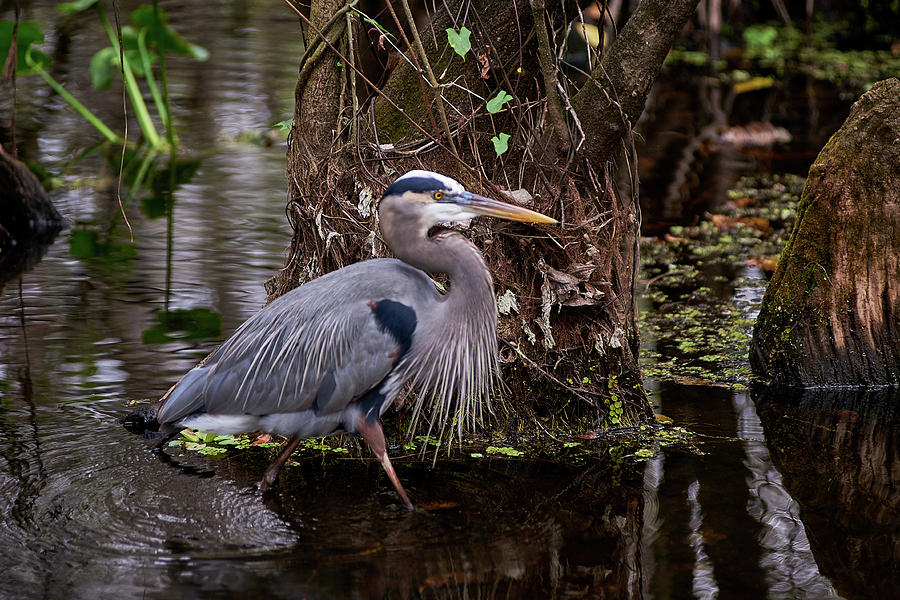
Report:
640,175,805,388
2,1,207,149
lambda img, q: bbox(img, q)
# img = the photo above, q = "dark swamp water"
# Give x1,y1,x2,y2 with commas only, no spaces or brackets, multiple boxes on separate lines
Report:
2,3,898,598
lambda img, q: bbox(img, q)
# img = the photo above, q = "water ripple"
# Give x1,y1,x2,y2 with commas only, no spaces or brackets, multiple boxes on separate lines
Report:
0,399,298,596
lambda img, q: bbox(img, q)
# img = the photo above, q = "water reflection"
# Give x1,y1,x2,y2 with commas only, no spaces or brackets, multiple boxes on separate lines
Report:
1,196,888,599
756,388,900,600
255,459,646,599
640,384,842,599
636,71,851,235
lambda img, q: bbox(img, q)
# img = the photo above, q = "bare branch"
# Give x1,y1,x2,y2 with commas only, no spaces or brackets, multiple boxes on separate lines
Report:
573,0,700,166
530,0,569,154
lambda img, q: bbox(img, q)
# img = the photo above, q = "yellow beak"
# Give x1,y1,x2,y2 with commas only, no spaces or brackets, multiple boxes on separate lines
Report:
460,192,557,224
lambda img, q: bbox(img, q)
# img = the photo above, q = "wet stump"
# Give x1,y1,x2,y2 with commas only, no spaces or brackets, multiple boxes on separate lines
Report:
0,147,64,287
751,78,900,387
0,147,62,242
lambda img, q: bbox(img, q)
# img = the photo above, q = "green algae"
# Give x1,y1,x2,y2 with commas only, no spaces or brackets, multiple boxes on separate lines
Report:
639,174,805,388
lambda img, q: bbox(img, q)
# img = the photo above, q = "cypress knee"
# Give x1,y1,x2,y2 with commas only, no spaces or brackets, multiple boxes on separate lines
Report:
751,78,900,387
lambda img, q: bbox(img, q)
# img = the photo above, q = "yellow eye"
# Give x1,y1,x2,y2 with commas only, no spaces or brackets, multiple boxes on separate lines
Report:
433,191,443,200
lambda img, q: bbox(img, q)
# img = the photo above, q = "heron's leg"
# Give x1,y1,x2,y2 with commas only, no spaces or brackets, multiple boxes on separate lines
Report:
152,429,180,450
356,418,414,510
260,436,301,492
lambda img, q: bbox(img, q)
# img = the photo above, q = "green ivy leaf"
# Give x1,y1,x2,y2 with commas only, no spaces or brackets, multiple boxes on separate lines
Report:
131,5,209,60
491,132,510,156
446,26,471,60
0,21,49,75
57,0,99,13
486,90,512,114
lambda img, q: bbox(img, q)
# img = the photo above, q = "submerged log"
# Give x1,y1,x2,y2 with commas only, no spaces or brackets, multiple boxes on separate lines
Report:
0,146,64,288
750,78,900,387
0,146,63,244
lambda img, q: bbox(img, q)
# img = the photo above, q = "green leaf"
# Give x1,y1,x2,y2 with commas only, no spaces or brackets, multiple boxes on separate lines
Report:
273,119,294,132
1,21,48,75
142,307,222,344
68,227,138,266
139,157,202,217
130,5,168,26
149,157,201,189
486,90,512,114
486,445,524,457
491,132,510,156
198,446,227,457
743,24,778,48
57,0,99,13
180,429,201,442
131,5,209,60
68,228,99,259
89,46,116,89
446,26,471,60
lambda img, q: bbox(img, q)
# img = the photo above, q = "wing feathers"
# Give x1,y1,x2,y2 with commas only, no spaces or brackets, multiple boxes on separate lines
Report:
157,259,433,426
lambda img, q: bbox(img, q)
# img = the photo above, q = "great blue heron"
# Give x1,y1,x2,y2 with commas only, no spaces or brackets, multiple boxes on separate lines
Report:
130,170,555,509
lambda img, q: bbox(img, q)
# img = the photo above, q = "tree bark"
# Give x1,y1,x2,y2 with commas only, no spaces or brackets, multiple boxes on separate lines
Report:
751,78,900,387
273,0,355,290
272,0,700,431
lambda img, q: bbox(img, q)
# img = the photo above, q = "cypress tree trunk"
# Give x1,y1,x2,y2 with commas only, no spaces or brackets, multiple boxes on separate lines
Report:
751,78,900,387
269,0,700,431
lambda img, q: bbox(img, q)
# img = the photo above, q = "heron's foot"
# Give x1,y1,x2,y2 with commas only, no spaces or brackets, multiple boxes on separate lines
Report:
256,435,301,493
399,494,415,511
355,417,414,510
259,468,279,493
151,430,179,452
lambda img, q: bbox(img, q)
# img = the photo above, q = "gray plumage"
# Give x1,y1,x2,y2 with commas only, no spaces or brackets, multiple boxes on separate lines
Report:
152,170,556,508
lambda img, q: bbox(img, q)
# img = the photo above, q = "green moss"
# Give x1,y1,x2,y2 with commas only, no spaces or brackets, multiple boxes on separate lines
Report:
747,84,900,382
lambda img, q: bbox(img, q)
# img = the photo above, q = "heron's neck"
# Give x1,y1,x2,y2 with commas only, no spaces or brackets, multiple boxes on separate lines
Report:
394,229,495,306
389,227,500,436
380,210,500,436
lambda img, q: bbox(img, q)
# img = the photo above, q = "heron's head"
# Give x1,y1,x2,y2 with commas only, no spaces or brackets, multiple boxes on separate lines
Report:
380,170,557,230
